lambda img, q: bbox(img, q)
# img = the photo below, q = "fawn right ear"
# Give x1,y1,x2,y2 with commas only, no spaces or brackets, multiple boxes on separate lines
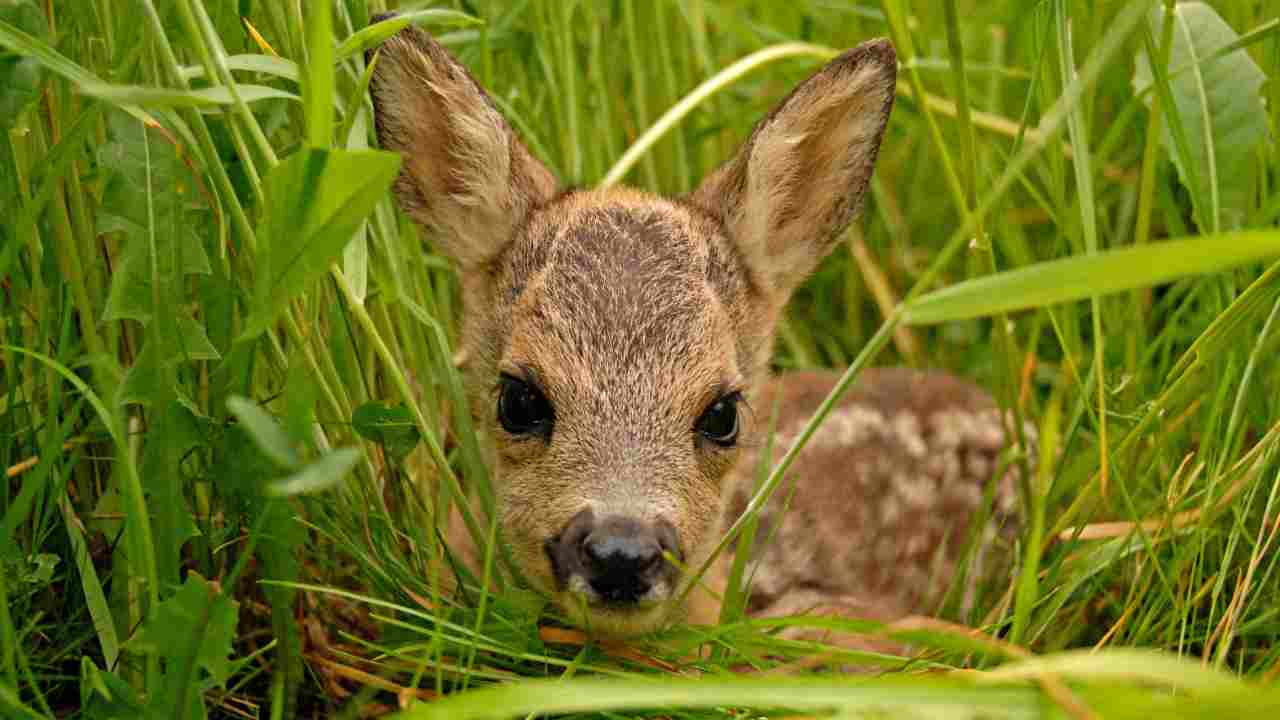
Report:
688,39,896,300
368,25,559,269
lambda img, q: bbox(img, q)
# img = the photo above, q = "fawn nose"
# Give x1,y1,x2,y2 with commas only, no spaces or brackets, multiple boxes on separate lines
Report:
548,509,679,606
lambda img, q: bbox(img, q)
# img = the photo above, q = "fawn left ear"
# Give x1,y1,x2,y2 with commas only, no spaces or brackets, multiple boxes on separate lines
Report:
688,39,896,299
368,23,559,269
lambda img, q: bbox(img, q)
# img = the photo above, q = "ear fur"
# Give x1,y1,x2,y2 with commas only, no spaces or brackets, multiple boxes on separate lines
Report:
368,23,559,268
688,39,897,298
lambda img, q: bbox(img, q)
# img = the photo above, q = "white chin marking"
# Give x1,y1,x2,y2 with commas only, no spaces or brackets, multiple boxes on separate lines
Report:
558,576,676,636
564,574,672,608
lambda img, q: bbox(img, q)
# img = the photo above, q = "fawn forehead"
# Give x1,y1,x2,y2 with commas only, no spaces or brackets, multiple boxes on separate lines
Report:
492,189,751,416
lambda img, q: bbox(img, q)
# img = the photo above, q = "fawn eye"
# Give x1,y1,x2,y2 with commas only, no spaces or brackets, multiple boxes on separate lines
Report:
497,374,553,437
696,392,740,447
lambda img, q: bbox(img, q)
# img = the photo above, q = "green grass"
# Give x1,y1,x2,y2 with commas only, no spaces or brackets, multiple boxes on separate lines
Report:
2,0,1279,717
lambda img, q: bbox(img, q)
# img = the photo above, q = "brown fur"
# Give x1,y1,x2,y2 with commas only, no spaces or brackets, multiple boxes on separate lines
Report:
369,24,1024,639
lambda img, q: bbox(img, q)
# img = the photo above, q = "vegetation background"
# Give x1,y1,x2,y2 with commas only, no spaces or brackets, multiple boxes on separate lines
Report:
2,0,1279,717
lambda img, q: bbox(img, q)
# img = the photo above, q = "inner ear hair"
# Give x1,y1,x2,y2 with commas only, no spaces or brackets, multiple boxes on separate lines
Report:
688,39,897,299
368,23,559,269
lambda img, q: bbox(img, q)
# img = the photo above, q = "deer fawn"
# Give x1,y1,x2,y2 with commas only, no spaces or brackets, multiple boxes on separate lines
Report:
368,23,1026,641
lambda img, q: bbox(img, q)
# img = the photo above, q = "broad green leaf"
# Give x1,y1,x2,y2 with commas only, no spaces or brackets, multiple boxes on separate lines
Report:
226,396,300,469
352,401,421,463
241,148,401,338
127,571,238,718
99,112,212,326
116,328,220,408
902,230,1280,325
101,225,210,323
334,9,482,61
1134,3,1270,231
268,447,361,497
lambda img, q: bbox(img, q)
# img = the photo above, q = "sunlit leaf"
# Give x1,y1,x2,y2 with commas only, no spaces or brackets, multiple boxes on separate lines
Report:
241,147,401,338
1134,2,1270,231
226,396,300,470
352,401,421,463
267,447,361,497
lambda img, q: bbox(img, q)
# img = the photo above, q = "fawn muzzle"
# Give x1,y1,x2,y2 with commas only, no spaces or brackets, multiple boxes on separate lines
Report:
547,508,681,607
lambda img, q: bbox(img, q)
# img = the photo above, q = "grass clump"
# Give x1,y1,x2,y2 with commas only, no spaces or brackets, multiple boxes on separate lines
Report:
2,0,1280,718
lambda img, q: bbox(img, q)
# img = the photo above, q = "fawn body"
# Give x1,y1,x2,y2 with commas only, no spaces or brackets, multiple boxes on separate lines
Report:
369,24,1023,638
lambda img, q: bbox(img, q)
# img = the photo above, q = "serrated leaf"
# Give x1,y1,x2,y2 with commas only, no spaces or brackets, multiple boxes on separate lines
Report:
115,317,218,405
117,340,172,407
226,396,300,469
1134,2,1270,231
241,148,401,338
267,447,361,497
100,112,212,327
79,657,144,720
102,228,211,324
352,401,421,463
129,568,240,681
159,314,221,362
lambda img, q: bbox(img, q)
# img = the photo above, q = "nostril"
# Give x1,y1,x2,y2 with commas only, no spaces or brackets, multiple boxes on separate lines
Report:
583,533,661,575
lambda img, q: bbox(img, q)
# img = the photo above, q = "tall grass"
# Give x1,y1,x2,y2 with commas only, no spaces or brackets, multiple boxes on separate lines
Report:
2,0,1279,717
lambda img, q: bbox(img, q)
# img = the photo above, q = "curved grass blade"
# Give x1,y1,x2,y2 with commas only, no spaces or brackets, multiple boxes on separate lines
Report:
334,9,481,62
902,230,1280,325
78,82,298,108
0,18,155,124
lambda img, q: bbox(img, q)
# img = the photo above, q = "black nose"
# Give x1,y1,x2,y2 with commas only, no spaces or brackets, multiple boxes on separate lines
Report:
547,509,680,606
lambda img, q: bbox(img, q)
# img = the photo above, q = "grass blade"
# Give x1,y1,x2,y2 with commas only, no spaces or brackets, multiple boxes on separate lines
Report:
902,230,1280,325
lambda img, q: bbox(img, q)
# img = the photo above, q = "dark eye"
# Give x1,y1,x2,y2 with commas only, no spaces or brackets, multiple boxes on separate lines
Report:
497,374,554,437
696,392,740,447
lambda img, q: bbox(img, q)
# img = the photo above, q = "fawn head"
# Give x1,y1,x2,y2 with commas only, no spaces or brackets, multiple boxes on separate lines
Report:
369,25,896,635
